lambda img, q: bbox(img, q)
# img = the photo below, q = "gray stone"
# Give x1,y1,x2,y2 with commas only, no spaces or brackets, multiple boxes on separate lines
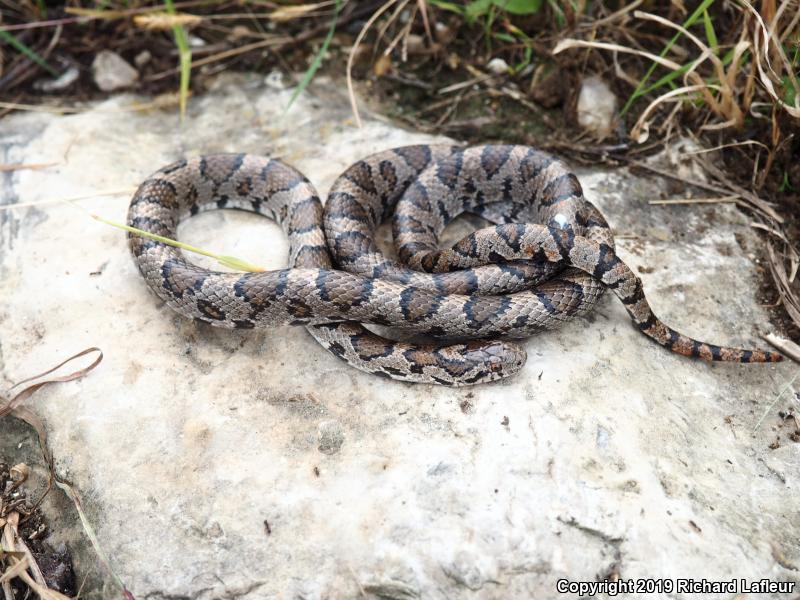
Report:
91,50,139,92
0,73,797,599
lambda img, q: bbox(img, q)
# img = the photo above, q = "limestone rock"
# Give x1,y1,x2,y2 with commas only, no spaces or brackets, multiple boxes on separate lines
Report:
0,74,796,598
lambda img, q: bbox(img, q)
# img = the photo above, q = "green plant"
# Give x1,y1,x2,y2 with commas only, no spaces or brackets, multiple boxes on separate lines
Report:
92,215,265,272
779,171,796,193
286,0,342,110
0,30,58,76
621,0,716,115
163,0,192,120
466,0,543,19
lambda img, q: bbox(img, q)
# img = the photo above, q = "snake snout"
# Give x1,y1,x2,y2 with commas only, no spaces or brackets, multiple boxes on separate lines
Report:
466,340,527,378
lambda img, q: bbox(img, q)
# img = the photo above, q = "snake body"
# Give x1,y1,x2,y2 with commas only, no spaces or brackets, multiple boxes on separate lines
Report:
127,145,781,385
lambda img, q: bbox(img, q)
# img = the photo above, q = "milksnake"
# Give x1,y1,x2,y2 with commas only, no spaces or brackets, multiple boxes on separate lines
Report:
127,145,782,385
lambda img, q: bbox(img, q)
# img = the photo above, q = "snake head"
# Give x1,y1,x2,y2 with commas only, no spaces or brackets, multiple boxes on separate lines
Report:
462,340,527,382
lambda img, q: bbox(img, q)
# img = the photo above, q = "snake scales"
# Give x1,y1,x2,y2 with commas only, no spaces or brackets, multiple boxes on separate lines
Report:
127,144,781,385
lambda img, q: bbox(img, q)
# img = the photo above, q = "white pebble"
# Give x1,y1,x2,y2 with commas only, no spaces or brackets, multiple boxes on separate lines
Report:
92,50,139,92
487,58,510,75
576,75,617,138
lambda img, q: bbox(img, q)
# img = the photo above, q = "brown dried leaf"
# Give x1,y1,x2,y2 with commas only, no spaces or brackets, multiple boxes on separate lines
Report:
373,54,392,77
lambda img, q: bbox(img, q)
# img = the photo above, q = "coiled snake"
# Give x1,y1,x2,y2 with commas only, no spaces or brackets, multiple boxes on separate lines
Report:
127,145,781,385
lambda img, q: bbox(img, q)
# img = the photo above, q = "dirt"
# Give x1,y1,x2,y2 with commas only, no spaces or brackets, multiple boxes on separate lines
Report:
0,461,76,597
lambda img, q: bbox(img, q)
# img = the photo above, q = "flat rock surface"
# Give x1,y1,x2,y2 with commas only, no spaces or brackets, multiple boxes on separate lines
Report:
1,74,798,599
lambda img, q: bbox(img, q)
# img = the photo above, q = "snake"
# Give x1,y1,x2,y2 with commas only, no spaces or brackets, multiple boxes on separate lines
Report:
127,144,782,386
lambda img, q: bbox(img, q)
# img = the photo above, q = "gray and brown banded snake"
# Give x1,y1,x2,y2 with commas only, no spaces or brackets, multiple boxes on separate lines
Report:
127,144,782,385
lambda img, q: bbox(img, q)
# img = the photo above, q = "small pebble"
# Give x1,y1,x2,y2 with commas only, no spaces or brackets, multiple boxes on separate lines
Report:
576,75,616,139
92,50,139,92
264,70,285,90
134,50,152,68
487,57,510,75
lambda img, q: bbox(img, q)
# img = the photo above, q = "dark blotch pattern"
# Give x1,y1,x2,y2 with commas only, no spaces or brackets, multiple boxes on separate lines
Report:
128,148,783,389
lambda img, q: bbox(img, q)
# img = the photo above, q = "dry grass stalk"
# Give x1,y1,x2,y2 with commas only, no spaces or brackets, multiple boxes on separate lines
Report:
552,38,685,71
557,4,798,144
762,333,800,363
0,348,141,598
742,0,800,117
633,11,749,126
768,242,800,325
347,0,402,127
133,12,203,30
0,162,58,172
1,512,71,600
648,195,738,205
632,83,721,142
269,2,332,22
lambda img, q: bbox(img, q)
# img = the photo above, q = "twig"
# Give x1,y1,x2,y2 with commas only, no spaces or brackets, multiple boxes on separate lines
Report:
579,0,643,29
494,85,560,131
691,153,783,223
649,195,739,205
762,333,800,363
438,73,494,95
0,96,180,115
627,159,782,223
0,162,59,172
145,36,292,82
148,0,381,83
382,72,433,90
406,89,481,117
433,87,468,127
767,242,800,329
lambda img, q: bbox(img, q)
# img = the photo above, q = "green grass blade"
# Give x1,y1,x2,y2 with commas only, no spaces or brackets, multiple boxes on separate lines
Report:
93,215,266,272
164,0,192,120
173,26,192,119
779,171,795,193
466,0,493,20
701,8,718,52
427,0,466,14
639,61,693,96
621,0,716,115
639,46,748,97
0,30,59,77
494,0,543,15
286,0,342,110
493,32,516,43
785,44,800,106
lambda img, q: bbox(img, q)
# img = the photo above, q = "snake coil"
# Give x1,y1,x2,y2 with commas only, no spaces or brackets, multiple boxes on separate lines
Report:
127,145,781,385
